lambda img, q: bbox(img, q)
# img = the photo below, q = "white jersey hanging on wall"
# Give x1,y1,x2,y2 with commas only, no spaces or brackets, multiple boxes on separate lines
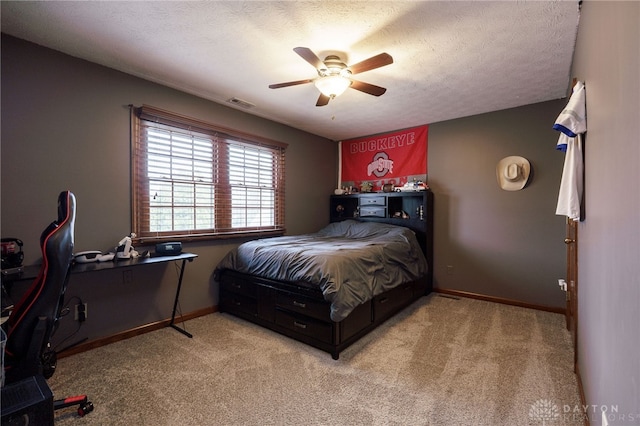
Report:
554,81,586,221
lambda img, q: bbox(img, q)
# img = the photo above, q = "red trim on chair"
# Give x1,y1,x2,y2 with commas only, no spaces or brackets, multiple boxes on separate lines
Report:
64,395,87,404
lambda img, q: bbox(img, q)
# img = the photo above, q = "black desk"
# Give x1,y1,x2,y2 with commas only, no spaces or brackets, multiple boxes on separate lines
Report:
2,253,198,338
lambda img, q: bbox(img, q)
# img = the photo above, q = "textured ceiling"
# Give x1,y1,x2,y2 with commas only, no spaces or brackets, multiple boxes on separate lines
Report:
1,1,580,141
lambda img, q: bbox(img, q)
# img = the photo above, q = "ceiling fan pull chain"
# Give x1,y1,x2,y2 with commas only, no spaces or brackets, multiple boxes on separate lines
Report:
330,100,336,121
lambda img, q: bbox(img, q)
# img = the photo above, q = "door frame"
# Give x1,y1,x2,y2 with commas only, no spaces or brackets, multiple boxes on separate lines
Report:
565,217,578,370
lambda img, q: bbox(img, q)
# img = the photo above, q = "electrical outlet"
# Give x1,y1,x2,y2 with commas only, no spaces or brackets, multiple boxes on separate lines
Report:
74,303,88,322
558,279,568,291
123,269,133,285
446,265,454,275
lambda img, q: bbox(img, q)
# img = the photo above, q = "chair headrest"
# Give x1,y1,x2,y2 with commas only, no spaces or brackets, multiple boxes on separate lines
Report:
40,191,76,246
58,191,75,224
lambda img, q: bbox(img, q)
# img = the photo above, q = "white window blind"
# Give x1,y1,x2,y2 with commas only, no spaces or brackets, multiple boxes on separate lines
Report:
131,105,286,243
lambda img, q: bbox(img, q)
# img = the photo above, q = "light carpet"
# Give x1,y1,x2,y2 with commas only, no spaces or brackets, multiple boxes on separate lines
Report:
50,294,584,425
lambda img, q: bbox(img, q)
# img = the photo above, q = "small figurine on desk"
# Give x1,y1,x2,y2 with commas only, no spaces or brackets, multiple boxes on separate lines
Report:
116,233,139,259
360,181,373,193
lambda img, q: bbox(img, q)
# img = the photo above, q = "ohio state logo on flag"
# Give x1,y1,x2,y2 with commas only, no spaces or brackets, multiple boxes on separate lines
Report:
340,125,428,191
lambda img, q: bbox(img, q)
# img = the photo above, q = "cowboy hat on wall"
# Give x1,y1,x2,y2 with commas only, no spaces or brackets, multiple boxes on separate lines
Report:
496,156,531,191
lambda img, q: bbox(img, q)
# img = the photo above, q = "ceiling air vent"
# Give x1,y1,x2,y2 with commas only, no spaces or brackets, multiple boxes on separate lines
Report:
226,97,256,109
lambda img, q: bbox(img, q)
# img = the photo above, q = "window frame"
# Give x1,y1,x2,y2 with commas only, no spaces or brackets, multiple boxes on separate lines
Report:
130,105,287,244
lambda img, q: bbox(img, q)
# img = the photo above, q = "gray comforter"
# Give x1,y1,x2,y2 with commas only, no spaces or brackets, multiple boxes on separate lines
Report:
215,220,428,321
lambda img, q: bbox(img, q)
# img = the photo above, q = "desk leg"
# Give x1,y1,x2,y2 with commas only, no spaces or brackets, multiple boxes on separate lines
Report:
169,258,193,338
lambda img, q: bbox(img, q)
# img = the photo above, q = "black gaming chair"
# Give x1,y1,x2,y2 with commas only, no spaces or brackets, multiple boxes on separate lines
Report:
3,191,93,417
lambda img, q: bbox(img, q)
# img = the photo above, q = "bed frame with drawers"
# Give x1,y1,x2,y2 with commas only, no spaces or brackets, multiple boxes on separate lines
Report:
218,190,433,359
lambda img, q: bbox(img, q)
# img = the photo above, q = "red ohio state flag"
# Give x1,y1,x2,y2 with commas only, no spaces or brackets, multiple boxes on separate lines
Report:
340,125,428,191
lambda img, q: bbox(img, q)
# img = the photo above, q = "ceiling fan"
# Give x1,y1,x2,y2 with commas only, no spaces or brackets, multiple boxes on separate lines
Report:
269,47,393,107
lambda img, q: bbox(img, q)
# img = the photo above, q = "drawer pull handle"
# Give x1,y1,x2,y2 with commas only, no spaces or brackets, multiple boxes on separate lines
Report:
293,321,307,329
293,301,306,308
379,297,389,304
234,300,241,306
232,283,241,289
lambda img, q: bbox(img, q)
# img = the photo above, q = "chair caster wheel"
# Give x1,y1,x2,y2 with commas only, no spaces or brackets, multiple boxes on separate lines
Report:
78,401,94,417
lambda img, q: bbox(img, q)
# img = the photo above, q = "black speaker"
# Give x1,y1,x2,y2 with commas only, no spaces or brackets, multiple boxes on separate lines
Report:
1,375,54,425
155,242,182,255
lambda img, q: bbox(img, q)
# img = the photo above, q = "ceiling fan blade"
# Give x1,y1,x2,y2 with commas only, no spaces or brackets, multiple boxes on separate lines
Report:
350,80,387,96
293,47,326,70
316,93,331,107
269,79,314,89
349,53,393,75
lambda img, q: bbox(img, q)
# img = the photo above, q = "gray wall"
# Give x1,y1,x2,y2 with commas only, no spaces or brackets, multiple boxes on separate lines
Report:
571,2,639,423
1,35,337,344
429,101,568,309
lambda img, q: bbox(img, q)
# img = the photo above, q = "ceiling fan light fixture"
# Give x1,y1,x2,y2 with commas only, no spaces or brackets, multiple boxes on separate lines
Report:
269,47,392,105
314,75,351,98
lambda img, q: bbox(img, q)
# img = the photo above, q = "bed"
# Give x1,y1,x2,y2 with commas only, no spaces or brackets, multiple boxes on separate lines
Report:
215,191,433,359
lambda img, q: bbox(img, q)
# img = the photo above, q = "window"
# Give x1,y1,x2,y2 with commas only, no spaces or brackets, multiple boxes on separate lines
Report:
131,105,286,243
